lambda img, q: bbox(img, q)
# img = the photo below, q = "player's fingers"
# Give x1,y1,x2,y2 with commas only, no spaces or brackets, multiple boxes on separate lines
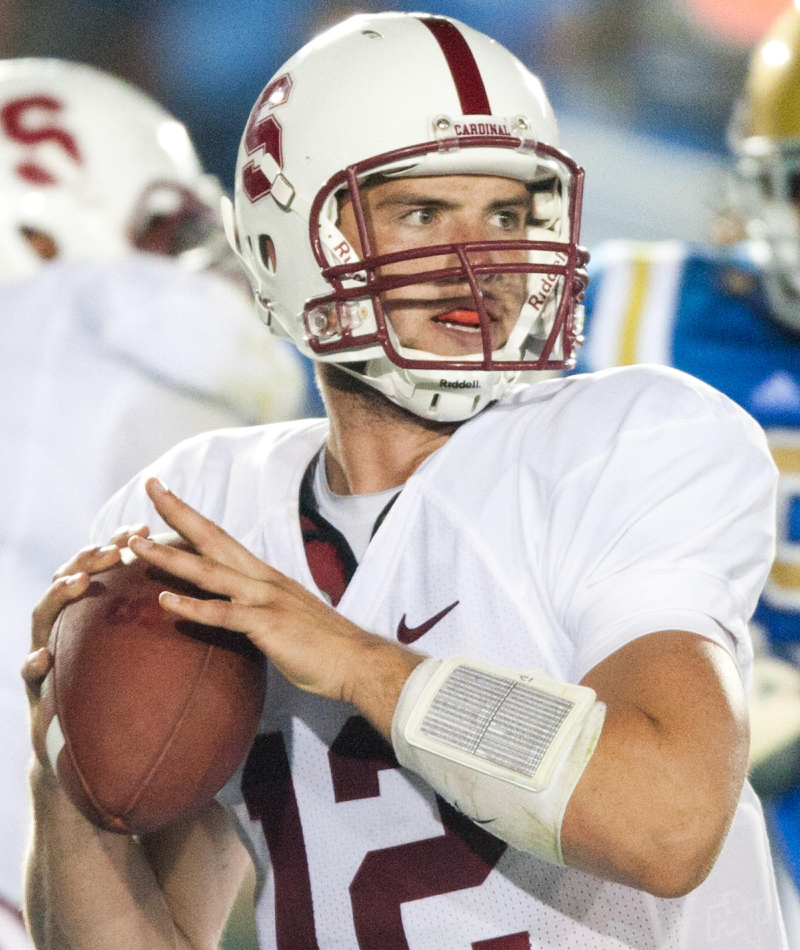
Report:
144,478,281,581
52,543,122,581
158,592,361,699
31,572,90,651
21,647,52,700
51,524,149,582
159,592,272,642
108,523,150,547
128,535,271,604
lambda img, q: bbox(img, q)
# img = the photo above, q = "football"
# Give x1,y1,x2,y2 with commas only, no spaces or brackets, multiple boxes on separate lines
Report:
38,533,267,835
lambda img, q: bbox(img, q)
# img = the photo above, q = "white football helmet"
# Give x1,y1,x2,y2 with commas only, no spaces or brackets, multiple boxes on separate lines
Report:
224,12,587,422
730,5,800,331
0,59,226,284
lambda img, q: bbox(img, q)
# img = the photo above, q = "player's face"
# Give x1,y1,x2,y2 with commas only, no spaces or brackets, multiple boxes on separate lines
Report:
338,175,530,357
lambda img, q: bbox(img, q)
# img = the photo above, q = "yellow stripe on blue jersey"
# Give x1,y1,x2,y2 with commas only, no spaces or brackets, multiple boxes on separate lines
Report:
618,253,651,366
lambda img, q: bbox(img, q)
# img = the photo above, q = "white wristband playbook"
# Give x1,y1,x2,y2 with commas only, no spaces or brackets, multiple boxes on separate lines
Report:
392,656,606,864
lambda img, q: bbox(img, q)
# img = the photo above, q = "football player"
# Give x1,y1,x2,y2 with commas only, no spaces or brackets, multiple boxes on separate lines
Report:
0,58,304,948
22,14,787,950
574,4,800,940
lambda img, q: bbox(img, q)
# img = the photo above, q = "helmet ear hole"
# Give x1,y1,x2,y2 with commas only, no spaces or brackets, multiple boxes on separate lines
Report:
19,225,59,261
258,234,277,273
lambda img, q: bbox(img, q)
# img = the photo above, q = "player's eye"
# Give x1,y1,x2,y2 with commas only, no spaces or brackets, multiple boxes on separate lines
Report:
402,207,438,226
492,209,523,231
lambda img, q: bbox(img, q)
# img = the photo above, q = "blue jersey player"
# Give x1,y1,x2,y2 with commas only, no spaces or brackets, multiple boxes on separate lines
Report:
578,5,800,937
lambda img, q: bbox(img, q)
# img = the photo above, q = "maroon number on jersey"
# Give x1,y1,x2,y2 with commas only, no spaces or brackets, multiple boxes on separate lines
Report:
242,733,319,950
243,716,508,950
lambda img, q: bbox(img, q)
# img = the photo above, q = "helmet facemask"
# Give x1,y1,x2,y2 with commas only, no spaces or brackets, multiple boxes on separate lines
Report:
735,138,800,330
294,137,586,419
128,178,230,272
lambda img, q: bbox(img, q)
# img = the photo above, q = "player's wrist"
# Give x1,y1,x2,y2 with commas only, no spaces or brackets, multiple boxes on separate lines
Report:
347,635,427,739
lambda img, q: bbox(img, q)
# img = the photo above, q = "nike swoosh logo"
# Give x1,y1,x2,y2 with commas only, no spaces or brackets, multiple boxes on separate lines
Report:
397,600,459,644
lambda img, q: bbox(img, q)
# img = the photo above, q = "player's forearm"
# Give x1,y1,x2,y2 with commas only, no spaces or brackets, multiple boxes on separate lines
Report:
389,637,746,897
25,760,196,950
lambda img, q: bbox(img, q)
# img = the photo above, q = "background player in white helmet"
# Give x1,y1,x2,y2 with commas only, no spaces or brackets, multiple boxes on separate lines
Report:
0,58,305,947
22,13,787,950
0,58,231,280
576,5,800,943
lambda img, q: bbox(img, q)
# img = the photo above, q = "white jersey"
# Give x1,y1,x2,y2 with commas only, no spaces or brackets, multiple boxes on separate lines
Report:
93,365,785,950
0,253,305,918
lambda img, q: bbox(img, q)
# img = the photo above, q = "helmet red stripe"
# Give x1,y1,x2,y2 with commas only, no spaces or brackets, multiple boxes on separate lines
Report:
416,16,492,116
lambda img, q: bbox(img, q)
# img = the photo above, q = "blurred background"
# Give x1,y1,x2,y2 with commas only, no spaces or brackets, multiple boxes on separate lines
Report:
0,0,785,248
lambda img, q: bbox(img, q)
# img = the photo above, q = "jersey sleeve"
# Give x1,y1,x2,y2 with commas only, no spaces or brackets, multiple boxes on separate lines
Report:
539,369,778,684
89,418,323,549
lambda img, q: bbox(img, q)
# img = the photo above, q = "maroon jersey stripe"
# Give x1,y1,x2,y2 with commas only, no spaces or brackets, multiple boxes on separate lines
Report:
416,16,492,115
473,933,532,950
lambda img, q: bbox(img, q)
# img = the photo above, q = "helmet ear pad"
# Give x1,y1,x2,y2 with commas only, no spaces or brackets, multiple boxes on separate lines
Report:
231,12,587,421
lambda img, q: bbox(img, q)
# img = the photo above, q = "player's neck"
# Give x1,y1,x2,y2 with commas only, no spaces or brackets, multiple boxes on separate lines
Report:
316,364,460,496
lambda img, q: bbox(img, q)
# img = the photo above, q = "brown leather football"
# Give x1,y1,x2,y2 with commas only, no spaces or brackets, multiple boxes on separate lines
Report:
38,533,266,835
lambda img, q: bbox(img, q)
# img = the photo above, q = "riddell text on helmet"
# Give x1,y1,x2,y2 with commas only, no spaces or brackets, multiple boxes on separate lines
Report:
439,379,480,389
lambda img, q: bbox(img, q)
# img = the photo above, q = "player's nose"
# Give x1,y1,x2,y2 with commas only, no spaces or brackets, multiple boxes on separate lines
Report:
455,217,513,267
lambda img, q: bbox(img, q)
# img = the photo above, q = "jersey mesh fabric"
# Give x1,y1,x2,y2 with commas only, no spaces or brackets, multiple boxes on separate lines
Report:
578,237,800,931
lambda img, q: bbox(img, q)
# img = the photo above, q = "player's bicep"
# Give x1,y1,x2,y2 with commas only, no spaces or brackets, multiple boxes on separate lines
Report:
581,630,749,793
140,799,252,950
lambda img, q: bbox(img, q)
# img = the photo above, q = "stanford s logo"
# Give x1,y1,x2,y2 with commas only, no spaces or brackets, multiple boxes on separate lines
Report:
241,73,292,203
1,95,82,186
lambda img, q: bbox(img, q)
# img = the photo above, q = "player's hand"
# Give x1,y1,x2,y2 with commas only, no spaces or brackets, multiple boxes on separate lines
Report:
22,525,150,768
127,479,423,737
